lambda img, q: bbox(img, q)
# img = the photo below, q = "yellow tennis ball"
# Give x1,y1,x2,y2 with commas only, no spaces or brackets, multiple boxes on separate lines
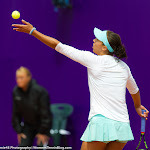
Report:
11,10,20,19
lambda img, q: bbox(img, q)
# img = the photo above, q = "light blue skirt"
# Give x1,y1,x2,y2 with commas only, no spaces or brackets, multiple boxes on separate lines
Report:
80,114,134,144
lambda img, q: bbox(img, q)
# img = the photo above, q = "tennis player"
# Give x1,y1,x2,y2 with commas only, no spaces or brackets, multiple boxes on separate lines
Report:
12,20,149,150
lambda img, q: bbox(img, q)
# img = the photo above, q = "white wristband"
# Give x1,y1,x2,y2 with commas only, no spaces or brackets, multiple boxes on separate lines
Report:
29,27,36,35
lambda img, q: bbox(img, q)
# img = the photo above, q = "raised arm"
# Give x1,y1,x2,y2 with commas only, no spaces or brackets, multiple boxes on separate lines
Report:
12,19,98,68
12,19,60,49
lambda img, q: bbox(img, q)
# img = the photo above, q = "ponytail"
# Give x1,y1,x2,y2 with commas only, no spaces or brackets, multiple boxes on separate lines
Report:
114,44,127,59
107,31,127,60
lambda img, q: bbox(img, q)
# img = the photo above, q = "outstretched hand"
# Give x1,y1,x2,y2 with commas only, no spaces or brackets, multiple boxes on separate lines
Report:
12,19,34,34
12,19,60,49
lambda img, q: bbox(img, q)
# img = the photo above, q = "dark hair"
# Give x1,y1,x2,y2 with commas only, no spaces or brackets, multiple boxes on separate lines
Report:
106,30,127,61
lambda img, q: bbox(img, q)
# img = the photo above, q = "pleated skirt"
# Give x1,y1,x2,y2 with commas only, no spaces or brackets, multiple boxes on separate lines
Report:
80,114,134,144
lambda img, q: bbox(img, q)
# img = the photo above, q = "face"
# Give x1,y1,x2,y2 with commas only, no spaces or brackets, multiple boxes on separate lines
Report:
16,71,31,88
92,38,108,55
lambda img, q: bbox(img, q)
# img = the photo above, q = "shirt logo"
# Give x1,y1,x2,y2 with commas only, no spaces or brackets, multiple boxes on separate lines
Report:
14,96,22,101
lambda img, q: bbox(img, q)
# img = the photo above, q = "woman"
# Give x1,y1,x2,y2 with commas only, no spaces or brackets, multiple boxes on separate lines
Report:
12,20,149,150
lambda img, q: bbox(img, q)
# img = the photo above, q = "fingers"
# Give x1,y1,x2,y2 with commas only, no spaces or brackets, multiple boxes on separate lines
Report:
13,28,19,30
12,24,25,28
141,114,145,117
41,138,45,145
39,137,46,145
37,136,49,145
12,19,30,27
13,28,20,31
13,28,23,32
141,106,149,118
37,138,41,145
144,111,149,115
43,137,48,145
143,109,149,118
22,134,27,139
141,105,149,113
142,113,148,118
145,110,149,114
18,136,21,144
141,113,148,120
144,108,149,113
144,112,149,120
12,24,25,33
22,19,30,25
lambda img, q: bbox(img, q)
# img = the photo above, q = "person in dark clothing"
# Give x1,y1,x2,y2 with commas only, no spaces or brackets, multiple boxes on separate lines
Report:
12,66,52,147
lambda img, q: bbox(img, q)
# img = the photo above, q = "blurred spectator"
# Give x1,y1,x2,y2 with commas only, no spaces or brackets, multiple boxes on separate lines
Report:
12,66,52,147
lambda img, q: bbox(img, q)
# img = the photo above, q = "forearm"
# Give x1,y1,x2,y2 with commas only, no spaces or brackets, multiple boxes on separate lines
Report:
38,92,52,136
38,116,51,136
32,30,60,49
12,99,22,133
12,118,22,133
12,20,60,49
131,90,141,108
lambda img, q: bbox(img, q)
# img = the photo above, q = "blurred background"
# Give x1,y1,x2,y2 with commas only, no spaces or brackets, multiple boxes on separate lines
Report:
0,0,150,149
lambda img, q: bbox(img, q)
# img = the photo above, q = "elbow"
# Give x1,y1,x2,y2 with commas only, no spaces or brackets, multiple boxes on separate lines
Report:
130,88,139,95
